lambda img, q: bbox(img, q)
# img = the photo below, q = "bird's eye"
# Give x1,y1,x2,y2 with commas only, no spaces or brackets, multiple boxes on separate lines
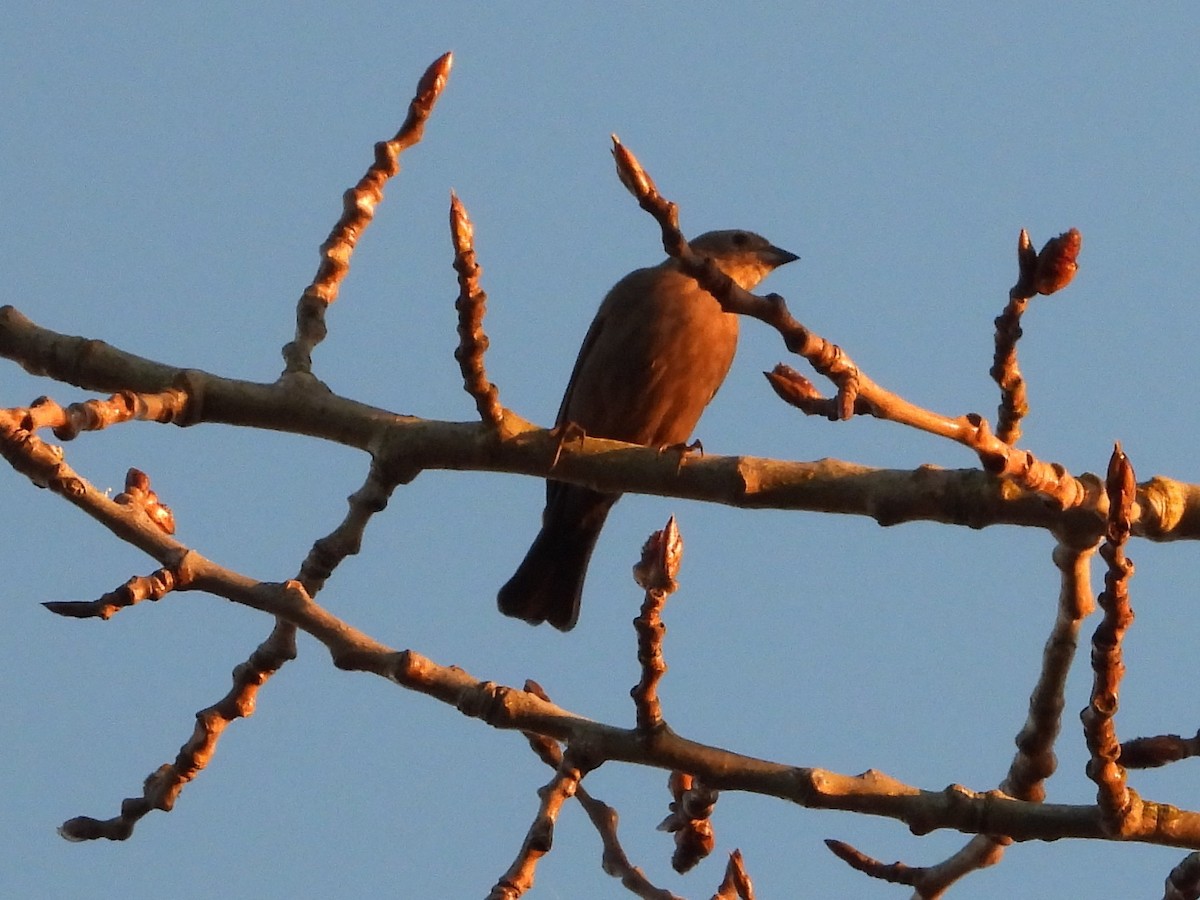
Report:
731,231,749,247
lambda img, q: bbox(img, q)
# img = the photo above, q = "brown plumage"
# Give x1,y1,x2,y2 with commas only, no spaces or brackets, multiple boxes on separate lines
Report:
498,230,798,630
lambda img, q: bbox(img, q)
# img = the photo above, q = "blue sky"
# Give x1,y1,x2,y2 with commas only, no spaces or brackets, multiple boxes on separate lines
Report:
3,4,1200,898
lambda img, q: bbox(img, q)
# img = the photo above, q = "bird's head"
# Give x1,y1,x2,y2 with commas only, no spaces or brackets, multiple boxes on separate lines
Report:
688,229,799,291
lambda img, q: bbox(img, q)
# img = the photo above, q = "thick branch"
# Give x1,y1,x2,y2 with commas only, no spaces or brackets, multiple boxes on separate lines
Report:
8,306,1200,548
148,559,1200,850
6,392,1200,852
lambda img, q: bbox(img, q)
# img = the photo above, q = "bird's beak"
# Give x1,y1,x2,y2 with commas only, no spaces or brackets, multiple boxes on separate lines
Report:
768,245,800,268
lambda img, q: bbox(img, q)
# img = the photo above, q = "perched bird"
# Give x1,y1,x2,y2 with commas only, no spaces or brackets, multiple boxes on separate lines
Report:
498,229,798,630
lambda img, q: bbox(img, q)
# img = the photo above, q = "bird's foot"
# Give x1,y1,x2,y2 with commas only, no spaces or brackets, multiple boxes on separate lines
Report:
549,421,588,469
657,438,704,474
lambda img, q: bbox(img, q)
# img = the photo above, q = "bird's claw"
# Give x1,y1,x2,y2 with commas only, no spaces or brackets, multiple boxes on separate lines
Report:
657,439,704,475
550,421,588,470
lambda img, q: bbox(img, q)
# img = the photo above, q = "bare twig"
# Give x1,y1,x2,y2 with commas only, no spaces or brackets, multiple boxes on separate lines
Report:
892,541,1098,898
43,566,187,619
34,439,399,834
1082,443,1138,834
1011,540,1097,799
450,191,506,431
992,228,1082,444
991,229,1037,444
579,792,683,900
631,516,683,732
488,750,589,899
825,839,920,886
297,457,402,597
1122,731,1200,769
281,52,453,378
521,681,682,899
58,620,297,841
19,389,191,440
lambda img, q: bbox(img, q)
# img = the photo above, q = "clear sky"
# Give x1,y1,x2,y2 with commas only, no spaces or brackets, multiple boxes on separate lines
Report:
3,4,1200,898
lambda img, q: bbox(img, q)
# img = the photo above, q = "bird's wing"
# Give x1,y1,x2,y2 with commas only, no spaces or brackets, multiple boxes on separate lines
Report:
554,306,609,427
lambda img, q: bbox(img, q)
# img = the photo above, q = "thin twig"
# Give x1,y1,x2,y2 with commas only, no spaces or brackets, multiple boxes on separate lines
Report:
825,839,920,886
991,229,1038,444
43,566,186,619
281,52,453,378
1121,731,1200,769
487,750,588,899
521,681,682,899
297,457,401,597
58,620,297,841
19,389,192,439
631,516,683,732
894,541,1097,898
1081,443,1139,834
450,191,506,431
992,228,1082,444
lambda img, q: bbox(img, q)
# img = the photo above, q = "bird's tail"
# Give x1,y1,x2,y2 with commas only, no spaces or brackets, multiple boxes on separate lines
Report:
497,489,615,631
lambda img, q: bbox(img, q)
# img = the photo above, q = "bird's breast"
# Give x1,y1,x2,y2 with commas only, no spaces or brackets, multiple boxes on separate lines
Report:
562,269,739,447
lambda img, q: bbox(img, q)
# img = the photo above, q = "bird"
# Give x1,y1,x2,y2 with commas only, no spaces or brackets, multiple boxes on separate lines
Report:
498,229,798,630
